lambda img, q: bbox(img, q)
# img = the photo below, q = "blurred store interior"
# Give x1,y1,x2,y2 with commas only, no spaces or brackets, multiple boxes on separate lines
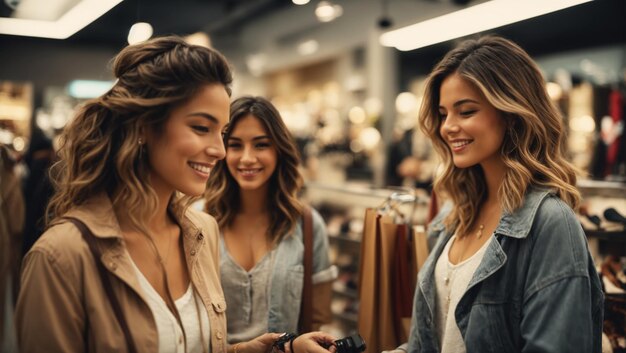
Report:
1,0,626,349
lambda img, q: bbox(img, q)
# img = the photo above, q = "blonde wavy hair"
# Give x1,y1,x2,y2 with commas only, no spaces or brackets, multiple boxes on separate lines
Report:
205,96,304,244
47,36,232,234
420,36,581,236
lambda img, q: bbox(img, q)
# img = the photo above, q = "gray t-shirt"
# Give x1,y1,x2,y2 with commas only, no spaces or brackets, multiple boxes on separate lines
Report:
219,239,275,344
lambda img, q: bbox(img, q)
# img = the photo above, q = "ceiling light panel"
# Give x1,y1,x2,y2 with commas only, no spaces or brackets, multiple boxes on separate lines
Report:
0,0,123,39
380,0,592,51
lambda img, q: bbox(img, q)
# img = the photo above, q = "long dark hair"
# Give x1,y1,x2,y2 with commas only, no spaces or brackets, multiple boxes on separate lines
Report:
205,96,304,242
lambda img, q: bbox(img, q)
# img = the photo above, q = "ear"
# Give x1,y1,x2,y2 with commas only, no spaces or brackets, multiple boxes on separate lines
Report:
138,124,150,145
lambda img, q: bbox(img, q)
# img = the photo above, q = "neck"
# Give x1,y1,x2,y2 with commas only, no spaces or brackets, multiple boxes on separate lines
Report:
480,157,507,206
115,182,174,234
239,187,269,216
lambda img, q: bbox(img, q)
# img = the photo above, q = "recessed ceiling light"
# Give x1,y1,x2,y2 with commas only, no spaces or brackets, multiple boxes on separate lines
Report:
315,1,343,22
127,22,153,44
0,0,123,39
292,0,310,5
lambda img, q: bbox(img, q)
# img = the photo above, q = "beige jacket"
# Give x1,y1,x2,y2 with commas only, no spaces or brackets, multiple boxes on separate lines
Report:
15,194,228,353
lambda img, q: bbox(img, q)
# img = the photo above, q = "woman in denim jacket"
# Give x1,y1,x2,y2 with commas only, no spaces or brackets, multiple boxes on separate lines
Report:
402,36,604,353
205,97,336,345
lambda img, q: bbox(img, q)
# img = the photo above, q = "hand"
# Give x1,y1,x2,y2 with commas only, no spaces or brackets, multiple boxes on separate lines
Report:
239,333,283,353
288,332,337,353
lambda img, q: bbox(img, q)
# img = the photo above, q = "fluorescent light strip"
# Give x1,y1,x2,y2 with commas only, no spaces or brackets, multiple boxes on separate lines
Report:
0,0,123,39
380,0,593,51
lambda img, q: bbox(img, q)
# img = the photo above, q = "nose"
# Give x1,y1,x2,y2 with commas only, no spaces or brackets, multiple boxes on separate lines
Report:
240,146,256,164
206,135,226,161
440,115,460,138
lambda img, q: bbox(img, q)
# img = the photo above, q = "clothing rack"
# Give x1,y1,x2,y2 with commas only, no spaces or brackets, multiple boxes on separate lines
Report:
304,182,429,208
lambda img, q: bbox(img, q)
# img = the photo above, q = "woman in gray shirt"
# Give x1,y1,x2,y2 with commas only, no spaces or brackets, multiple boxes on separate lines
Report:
205,96,336,345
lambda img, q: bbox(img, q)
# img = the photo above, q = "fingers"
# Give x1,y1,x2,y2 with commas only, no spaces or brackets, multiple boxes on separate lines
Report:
256,332,283,344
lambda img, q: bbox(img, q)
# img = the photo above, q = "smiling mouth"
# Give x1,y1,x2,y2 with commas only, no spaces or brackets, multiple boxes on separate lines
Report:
238,168,262,176
188,162,212,174
450,140,473,150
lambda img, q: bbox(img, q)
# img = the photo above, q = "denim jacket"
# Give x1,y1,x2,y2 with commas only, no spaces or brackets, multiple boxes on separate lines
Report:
220,208,336,335
407,187,604,353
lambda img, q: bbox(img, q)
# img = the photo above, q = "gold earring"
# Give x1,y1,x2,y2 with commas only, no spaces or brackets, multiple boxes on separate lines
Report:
138,138,145,160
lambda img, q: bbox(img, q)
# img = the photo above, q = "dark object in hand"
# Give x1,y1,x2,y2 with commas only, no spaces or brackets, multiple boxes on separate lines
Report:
334,334,366,353
274,333,297,352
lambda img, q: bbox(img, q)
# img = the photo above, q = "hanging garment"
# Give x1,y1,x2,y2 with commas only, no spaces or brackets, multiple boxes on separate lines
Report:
604,90,623,176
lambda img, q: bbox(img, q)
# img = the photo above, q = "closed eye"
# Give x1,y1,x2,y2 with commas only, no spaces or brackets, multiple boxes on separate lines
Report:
461,110,477,117
192,125,210,133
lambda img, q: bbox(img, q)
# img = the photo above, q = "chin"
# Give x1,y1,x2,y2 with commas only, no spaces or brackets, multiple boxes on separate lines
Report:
179,185,206,197
452,159,478,169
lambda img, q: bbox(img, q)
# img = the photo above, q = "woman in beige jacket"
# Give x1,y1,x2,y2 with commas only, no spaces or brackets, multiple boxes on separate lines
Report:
15,36,336,353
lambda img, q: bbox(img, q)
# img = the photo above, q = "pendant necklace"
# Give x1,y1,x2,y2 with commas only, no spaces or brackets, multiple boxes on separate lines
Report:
443,224,483,304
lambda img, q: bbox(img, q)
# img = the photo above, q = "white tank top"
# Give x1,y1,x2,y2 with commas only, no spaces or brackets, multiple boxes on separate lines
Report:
131,261,211,353
434,234,493,353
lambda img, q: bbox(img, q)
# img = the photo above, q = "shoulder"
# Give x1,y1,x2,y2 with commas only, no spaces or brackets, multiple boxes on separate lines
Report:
520,193,591,285
532,193,584,240
309,207,326,231
24,221,89,275
185,207,220,235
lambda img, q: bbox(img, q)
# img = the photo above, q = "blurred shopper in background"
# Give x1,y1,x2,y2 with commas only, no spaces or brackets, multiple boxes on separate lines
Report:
398,36,604,353
0,143,24,353
21,127,55,256
386,127,438,191
205,96,336,343
15,36,333,353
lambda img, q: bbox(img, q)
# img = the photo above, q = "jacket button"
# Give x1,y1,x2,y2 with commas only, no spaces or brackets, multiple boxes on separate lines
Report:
216,331,223,339
109,262,117,271
191,250,197,256
198,234,204,240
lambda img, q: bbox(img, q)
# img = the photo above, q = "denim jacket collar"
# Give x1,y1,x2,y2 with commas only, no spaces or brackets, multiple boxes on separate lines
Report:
428,186,554,240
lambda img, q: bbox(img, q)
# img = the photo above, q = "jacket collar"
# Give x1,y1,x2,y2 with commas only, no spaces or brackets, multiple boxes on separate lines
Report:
429,186,554,239
495,186,553,239
58,193,201,240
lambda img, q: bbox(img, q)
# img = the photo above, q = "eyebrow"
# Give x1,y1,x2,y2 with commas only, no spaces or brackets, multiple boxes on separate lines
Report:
186,112,219,124
439,99,480,110
228,135,271,141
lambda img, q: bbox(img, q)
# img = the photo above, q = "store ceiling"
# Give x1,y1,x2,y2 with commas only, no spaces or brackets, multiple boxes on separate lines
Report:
0,0,291,47
0,0,624,57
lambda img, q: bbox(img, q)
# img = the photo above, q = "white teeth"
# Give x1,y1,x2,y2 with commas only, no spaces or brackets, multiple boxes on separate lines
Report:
239,169,260,176
189,163,210,174
451,140,471,148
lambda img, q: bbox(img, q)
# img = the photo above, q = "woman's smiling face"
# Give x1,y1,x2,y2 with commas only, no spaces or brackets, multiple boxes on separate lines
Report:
225,114,278,192
438,73,507,170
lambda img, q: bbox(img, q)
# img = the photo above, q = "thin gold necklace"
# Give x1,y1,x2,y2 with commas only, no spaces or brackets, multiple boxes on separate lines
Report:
444,220,493,302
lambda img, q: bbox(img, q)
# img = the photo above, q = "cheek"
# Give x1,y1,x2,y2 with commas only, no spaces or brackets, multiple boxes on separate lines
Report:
225,151,241,170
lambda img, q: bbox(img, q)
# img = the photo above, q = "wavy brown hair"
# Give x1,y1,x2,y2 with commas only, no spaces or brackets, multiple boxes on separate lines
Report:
420,36,581,236
205,96,304,243
47,36,232,234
